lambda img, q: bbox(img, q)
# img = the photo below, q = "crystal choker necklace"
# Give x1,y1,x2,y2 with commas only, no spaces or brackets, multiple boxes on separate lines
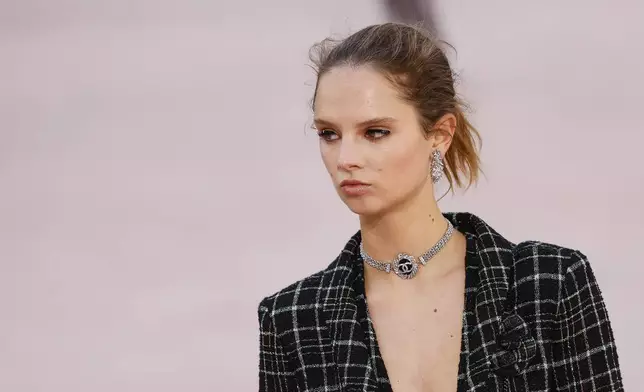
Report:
359,220,455,280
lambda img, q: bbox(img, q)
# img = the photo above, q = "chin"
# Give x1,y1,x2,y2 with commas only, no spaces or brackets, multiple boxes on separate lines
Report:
342,197,387,217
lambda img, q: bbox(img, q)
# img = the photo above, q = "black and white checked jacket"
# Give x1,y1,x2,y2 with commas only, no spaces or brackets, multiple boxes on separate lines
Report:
258,212,623,391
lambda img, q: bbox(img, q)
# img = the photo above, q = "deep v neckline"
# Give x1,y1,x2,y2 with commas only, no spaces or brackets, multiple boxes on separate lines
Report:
355,233,480,391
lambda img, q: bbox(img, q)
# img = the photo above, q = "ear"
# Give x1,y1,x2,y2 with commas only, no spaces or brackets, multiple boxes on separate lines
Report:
429,113,456,155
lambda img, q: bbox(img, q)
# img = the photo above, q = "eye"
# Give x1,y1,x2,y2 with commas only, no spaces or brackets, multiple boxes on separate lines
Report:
365,128,390,140
317,129,339,142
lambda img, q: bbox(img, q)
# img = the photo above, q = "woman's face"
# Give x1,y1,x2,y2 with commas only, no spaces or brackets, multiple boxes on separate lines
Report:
313,65,436,216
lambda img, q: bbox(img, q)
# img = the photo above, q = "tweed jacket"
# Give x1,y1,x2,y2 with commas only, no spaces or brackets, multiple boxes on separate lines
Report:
257,212,623,391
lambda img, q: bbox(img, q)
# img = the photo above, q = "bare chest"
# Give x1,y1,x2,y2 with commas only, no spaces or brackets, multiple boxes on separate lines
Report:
367,283,465,392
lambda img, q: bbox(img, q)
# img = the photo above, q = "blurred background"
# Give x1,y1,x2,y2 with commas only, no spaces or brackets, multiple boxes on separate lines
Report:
1,0,642,390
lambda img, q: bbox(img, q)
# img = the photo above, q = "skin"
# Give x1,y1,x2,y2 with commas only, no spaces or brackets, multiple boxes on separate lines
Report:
313,64,468,391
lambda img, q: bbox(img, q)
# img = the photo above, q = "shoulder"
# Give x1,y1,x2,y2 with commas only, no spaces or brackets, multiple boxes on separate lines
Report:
512,240,590,276
258,231,361,321
257,269,327,337
508,240,595,311
258,268,326,319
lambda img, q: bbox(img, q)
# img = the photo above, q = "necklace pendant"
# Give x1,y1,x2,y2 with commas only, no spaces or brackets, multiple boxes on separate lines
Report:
393,253,419,279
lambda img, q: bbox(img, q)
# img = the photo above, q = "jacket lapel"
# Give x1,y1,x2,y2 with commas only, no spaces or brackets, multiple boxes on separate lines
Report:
446,213,514,391
322,233,379,392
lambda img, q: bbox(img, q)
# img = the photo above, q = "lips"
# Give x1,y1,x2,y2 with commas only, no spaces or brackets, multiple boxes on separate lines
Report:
339,179,369,187
339,180,370,196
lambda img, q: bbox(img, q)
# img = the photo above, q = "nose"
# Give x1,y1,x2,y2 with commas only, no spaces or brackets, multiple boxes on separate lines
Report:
337,139,363,172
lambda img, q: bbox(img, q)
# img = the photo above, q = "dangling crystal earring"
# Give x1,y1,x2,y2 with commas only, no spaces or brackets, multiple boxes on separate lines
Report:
430,150,444,184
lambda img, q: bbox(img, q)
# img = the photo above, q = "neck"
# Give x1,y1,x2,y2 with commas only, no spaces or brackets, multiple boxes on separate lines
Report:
359,188,448,262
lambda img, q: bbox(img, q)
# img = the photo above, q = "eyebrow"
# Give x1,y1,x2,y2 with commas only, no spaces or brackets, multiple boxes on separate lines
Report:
313,116,397,128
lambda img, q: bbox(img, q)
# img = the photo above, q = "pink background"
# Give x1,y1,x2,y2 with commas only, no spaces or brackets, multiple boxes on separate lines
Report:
1,1,642,390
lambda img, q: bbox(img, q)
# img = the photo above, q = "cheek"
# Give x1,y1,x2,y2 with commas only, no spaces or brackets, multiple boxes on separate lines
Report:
319,143,336,174
376,142,426,178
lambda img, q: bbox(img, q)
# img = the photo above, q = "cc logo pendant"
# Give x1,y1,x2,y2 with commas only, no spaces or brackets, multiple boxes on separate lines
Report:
393,253,419,279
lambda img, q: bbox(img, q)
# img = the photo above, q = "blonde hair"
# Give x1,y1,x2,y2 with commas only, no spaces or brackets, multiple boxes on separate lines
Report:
309,23,482,191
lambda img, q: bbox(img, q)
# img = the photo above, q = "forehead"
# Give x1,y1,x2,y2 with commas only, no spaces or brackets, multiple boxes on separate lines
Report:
314,65,414,122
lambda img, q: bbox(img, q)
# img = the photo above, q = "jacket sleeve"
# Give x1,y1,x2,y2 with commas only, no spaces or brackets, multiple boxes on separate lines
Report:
258,302,296,392
553,251,624,391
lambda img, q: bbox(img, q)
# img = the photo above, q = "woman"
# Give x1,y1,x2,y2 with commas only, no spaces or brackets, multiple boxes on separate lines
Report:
257,23,623,392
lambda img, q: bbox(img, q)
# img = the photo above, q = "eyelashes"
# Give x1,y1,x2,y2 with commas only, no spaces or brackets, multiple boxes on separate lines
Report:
366,129,390,139
317,129,391,142
317,129,339,141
